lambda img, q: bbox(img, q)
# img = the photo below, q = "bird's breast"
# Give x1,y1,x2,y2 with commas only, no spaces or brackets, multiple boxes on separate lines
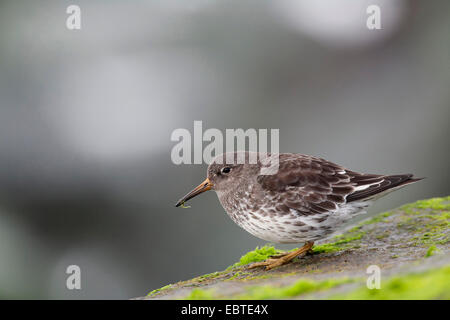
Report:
217,191,371,244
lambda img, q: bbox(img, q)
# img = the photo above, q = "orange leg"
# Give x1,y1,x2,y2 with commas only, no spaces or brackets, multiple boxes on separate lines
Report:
248,241,314,270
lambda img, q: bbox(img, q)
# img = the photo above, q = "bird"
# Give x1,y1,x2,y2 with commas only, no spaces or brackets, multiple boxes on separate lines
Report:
175,151,422,270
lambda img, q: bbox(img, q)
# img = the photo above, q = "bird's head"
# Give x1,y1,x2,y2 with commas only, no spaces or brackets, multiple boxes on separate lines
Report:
175,152,261,207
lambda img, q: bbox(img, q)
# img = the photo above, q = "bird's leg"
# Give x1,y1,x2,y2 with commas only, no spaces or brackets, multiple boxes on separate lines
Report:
269,252,290,259
248,241,314,270
270,246,315,259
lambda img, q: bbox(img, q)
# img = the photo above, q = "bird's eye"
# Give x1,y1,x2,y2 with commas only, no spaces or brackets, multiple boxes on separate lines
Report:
221,167,231,174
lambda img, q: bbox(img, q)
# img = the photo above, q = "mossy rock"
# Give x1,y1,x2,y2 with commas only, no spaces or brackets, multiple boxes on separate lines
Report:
139,196,450,300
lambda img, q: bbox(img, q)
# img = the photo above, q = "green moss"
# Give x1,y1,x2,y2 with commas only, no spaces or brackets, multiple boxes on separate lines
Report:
403,197,450,211
238,271,297,282
313,232,365,254
227,245,283,269
359,211,393,226
147,270,229,297
224,270,283,282
425,245,440,257
357,196,449,249
235,277,351,299
185,288,215,300
239,274,274,282
198,272,220,279
184,277,352,300
225,270,251,281
195,271,225,282
332,266,450,300
185,267,450,300
147,284,172,297
396,197,449,246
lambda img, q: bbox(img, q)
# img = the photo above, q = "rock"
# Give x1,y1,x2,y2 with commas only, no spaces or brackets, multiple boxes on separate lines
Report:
138,196,450,300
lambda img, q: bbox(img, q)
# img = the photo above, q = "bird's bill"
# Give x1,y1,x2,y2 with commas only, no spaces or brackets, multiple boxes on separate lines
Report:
175,178,213,207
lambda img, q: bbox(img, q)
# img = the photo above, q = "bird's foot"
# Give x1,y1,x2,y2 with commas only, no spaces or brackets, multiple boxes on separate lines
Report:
247,241,314,271
247,256,296,270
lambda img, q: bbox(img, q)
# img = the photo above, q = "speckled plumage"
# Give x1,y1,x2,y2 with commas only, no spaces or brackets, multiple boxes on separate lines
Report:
177,151,422,245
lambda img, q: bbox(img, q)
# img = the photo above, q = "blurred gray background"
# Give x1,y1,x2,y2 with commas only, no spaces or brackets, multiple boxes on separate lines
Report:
0,0,449,299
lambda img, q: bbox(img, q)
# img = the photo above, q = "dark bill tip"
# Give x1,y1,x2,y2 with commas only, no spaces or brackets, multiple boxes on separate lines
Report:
175,201,183,207
174,178,212,208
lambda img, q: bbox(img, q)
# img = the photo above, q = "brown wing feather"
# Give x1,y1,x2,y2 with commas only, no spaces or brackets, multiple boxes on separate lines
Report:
257,154,422,215
257,154,353,216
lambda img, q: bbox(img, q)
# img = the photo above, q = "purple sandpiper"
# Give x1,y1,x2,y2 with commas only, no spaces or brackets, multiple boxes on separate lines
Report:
175,152,422,270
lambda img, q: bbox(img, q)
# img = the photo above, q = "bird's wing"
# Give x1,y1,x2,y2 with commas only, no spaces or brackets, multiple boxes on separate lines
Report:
256,154,418,216
257,154,353,215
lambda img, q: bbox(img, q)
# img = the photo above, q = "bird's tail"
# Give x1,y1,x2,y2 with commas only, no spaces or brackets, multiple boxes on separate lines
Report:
346,174,424,203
